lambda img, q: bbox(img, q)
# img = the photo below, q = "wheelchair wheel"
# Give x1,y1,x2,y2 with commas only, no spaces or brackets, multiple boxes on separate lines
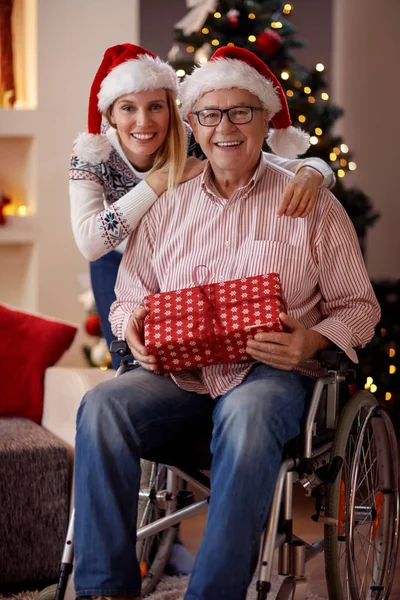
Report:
137,460,177,596
324,391,399,600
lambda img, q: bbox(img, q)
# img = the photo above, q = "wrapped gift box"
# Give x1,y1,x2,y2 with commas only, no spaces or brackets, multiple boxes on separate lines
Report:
143,273,286,373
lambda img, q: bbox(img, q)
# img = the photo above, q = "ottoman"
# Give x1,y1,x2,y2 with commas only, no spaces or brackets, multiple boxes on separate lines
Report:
0,418,70,585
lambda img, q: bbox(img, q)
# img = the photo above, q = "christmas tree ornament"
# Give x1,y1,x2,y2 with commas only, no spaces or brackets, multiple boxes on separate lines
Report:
84,314,102,337
0,191,11,226
256,29,283,57
90,338,112,368
194,43,212,65
227,9,240,27
174,0,218,35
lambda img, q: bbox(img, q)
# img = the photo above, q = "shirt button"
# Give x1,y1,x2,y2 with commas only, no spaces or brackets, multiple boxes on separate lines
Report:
225,241,230,248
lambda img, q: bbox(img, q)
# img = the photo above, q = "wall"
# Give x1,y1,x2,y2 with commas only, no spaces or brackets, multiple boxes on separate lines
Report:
332,0,400,279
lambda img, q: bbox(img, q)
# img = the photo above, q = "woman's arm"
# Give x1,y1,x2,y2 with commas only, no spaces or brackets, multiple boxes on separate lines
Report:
263,153,335,189
70,177,158,261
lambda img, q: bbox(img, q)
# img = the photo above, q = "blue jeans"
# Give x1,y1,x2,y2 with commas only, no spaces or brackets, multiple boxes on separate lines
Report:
90,251,132,370
74,364,313,599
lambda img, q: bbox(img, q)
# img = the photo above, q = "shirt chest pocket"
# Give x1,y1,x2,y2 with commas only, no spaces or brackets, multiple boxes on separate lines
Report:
244,240,305,306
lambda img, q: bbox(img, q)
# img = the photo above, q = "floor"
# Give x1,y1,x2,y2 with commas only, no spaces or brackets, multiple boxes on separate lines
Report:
180,485,400,599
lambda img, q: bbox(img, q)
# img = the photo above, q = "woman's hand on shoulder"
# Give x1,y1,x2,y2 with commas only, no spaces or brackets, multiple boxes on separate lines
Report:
179,157,205,184
277,166,323,219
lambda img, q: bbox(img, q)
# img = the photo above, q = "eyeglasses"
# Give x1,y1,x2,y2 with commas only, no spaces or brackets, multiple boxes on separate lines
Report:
192,106,264,127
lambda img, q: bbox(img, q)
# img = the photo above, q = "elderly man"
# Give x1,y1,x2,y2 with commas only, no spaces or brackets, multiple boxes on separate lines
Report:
74,47,379,600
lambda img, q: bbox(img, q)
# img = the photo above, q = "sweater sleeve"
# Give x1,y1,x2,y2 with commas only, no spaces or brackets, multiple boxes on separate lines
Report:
69,175,158,262
263,152,335,189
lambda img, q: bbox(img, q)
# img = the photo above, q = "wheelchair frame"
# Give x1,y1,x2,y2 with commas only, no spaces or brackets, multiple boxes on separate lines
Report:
50,355,399,600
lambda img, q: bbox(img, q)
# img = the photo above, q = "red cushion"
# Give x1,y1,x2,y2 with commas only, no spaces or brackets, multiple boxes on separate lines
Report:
0,305,77,424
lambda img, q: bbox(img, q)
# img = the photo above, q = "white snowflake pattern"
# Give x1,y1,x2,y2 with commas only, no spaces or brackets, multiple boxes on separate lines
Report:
266,313,272,319
234,333,241,338
168,345,174,349
155,333,161,339
166,336,172,341
173,359,179,364
183,353,189,358
166,327,172,332
176,306,182,312
230,291,237,297
165,311,171,316
159,349,164,355
155,342,162,348
254,303,260,308
195,355,202,361
185,362,192,367
205,350,211,355
254,311,261,317
188,331,194,337
227,346,233,351
186,290,193,296
170,352,177,357
153,307,160,314
243,308,249,314
231,307,238,313
229,354,236,359
232,323,240,329
239,348,246,354
165,302,171,308
155,324,161,330
244,317,250,323
189,341,196,346
161,357,167,362
232,315,239,321
177,329,183,335
187,298,193,304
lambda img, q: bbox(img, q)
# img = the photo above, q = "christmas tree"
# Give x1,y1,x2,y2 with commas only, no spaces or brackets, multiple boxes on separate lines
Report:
168,0,399,418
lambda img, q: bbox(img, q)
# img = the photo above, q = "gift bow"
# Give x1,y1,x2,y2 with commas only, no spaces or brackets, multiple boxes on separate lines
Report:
174,0,218,35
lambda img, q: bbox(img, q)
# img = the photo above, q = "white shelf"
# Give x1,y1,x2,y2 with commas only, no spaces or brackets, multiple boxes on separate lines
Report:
0,215,36,244
0,109,38,137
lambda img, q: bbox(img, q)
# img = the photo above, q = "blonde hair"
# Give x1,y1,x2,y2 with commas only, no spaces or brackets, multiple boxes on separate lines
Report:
105,89,187,190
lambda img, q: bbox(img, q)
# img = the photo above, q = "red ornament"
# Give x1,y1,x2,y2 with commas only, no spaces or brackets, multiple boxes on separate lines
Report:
227,9,240,27
256,29,283,57
85,314,102,337
0,192,11,226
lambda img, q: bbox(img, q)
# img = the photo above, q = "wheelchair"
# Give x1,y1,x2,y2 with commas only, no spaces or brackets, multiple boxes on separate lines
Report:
40,345,399,600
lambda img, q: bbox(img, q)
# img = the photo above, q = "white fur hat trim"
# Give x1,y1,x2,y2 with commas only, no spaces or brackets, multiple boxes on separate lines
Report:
267,126,310,158
73,132,112,163
98,55,179,113
180,58,282,117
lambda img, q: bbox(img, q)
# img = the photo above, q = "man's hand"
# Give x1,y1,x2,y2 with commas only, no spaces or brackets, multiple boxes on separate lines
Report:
125,307,158,371
277,166,323,219
246,312,330,370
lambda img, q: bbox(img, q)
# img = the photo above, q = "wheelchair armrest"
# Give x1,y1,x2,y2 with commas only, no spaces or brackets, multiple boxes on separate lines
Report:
319,349,350,371
110,340,131,357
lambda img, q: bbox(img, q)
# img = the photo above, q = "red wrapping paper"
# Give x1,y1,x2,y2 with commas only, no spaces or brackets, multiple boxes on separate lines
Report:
143,273,286,373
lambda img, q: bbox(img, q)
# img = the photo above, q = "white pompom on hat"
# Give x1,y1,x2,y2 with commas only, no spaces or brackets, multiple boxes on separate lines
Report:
180,46,310,158
74,43,179,161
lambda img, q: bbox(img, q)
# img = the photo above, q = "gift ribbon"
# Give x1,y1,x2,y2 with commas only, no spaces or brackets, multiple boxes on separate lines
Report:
192,265,222,358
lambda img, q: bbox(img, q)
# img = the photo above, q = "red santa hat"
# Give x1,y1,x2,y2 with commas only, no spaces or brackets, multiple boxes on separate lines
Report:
74,43,179,162
180,46,310,158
